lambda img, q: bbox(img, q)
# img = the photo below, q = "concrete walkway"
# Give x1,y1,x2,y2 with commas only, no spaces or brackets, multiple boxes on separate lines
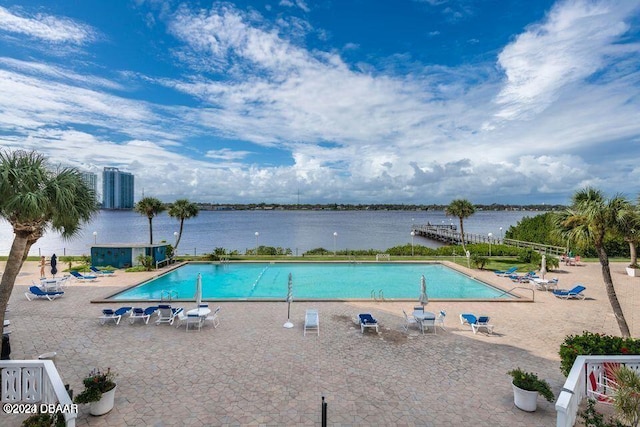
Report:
1,260,639,426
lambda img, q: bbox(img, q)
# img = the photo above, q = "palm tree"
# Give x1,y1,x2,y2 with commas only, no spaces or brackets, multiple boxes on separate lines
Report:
0,149,98,332
445,199,476,252
553,187,632,337
168,199,199,252
134,197,165,244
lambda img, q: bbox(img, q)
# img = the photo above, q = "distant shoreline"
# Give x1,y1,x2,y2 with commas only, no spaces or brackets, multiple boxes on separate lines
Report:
101,203,562,212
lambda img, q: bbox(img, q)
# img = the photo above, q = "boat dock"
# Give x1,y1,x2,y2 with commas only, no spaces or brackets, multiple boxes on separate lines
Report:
411,224,565,255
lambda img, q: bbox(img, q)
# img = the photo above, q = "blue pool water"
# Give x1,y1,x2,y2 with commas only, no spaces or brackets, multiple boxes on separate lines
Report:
111,263,512,300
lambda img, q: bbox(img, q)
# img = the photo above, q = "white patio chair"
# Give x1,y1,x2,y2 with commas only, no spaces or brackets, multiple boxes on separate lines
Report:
156,305,182,325
205,306,221,328
175,311,203,331
434,310,446,331
402,309,418,332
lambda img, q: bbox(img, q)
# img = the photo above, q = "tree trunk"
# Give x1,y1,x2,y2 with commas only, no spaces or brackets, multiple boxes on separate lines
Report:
628,240,638,267
459,218,467,253
596,246,631,337
175,219,185,251
148,217,153,245
0,232,30,337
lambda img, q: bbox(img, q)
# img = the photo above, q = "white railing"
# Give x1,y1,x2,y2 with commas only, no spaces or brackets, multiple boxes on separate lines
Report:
556,355,640,427
1,360,77,426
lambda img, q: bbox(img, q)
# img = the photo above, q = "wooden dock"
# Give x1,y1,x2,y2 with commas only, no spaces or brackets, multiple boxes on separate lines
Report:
411,224,565,255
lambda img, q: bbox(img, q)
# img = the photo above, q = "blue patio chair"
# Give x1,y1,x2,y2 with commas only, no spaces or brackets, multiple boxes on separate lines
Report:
24,286,64,301
553,284,586,300
156,305,183,325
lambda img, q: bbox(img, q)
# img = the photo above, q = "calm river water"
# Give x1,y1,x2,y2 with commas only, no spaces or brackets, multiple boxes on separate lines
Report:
0,209,543,257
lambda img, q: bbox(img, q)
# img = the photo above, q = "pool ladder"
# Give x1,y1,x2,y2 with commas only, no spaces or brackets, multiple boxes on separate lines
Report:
161,290,178,301
371,289,384,302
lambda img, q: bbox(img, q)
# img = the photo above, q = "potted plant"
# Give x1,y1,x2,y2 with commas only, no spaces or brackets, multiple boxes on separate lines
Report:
21,412,65,427
507,368,554,412
74,368,117,416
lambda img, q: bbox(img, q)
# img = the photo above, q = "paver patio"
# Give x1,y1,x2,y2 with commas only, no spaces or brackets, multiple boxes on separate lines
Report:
1,260,639,426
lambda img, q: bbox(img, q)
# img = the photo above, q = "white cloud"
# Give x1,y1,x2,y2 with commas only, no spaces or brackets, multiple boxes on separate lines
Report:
0,6,96,44
494,0,639,121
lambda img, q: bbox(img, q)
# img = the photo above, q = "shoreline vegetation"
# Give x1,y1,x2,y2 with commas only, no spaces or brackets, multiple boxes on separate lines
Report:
100,202,565,212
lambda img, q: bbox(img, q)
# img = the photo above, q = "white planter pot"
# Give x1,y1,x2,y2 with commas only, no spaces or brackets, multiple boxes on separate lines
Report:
512,383,538,412
89,384,116,416
626,267,639,277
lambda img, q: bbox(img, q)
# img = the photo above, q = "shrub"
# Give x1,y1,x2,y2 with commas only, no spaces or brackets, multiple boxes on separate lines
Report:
507,367,555,402
75,368,116,404
471,254,488,269
559,331,640,377
135,254,154,271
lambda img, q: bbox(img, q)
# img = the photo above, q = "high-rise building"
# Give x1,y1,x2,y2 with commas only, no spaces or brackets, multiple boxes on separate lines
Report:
80,172,98,199
102,167,134,209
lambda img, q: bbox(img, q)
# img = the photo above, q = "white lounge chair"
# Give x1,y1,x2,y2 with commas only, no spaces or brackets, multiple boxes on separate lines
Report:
129,306,158,324
156,305,183,325
358,313,379,334
25,286,64,301
460,313,494,334
304,309,319,336
99,307,132,325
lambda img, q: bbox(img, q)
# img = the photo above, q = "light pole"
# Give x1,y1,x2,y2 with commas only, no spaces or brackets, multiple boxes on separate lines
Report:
255,232,259,255
410,231,415,256
333,232,338,256
488,232,493,257
173,231,179,248
92,231,97,244
499,227,503,242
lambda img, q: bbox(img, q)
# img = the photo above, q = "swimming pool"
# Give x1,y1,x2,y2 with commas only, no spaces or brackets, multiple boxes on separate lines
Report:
110,262,513,301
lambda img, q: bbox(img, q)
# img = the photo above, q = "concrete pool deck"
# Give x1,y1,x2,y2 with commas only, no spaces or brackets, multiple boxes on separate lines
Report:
1,260,639,426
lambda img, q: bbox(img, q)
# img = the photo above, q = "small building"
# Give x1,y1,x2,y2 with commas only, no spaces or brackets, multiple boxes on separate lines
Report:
91,243,169,269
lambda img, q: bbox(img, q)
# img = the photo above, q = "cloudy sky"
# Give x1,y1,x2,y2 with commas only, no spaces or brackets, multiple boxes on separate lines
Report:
0,0,638,205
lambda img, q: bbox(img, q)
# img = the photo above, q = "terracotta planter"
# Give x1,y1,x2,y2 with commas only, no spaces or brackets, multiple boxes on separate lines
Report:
89,384,116,416
512,383,538,412
626,267,639,277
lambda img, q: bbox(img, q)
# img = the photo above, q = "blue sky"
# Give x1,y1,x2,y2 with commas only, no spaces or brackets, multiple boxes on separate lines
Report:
0,0,639,205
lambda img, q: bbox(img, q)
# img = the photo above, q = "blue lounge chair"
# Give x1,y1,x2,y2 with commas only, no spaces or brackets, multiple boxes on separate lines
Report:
25,286,64,301
553,285,586,300
99,307,132,325
129,306,159,324
460,313,494,334
494,267,517,276
90,266,115,276
70,271,98,281
358,313,379,333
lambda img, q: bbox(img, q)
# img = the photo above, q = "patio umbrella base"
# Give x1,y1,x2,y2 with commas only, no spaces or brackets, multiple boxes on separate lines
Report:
283,321,294,328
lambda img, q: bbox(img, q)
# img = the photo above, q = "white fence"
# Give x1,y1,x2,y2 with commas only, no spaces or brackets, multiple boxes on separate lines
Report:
1,360,77,426
556,355,640,427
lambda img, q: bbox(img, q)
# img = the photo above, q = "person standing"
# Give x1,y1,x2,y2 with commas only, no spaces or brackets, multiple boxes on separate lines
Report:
39,256,46,278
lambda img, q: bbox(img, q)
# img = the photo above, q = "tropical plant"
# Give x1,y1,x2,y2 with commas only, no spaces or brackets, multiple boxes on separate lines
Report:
74,368,116,404
471,253,488,269
507,368,555,402
136,254,154,271
579,398,625,427
553,188,633,337
616,200,640,268
167,199,199,252
445,199,475,252
134,197,165,244
0,149,98,337
612,365,640,427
